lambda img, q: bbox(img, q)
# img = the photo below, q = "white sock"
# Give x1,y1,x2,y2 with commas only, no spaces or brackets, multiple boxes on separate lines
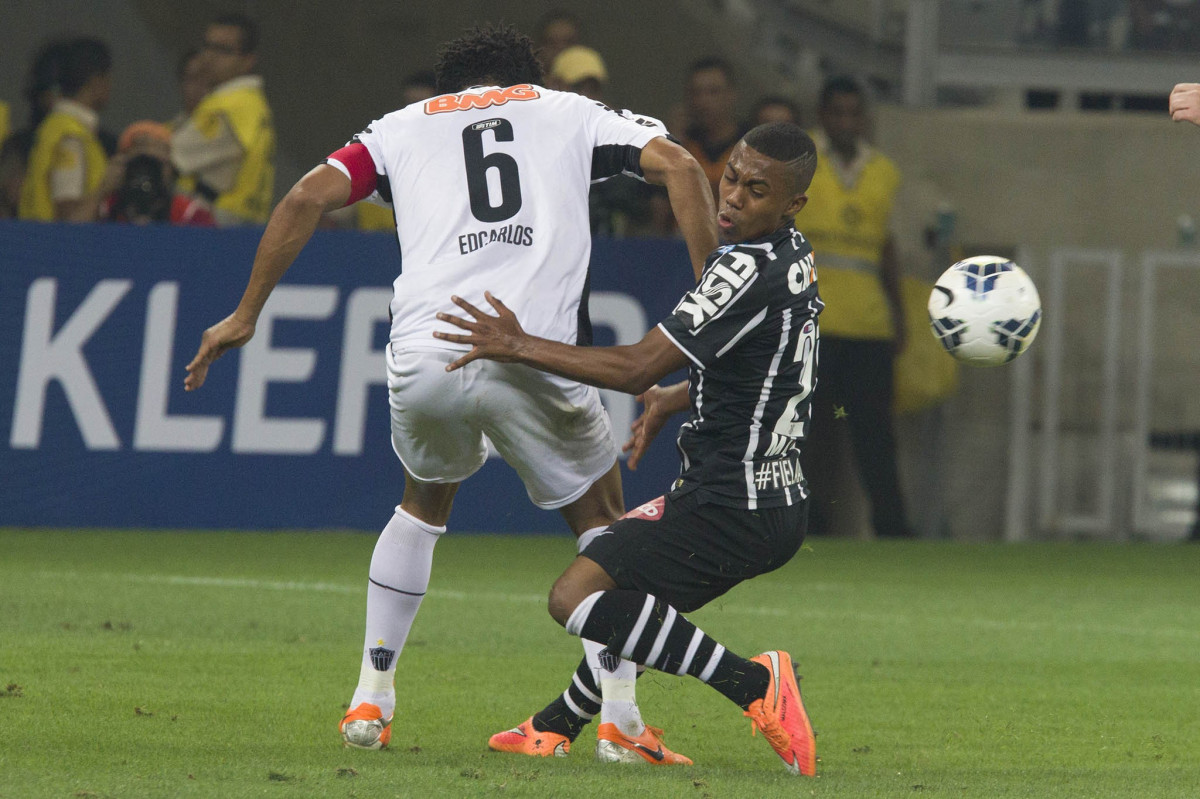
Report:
575,532,645,738
349,507,444,719
598,668,644,736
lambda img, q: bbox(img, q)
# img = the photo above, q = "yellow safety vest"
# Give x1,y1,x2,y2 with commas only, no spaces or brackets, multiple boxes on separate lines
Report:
190,78,275,223
356,201,394,231
0,101,10,148
18,108,107,221
798,138,900,340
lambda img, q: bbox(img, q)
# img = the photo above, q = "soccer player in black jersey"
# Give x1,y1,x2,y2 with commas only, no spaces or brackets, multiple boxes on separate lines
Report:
436,122,822,776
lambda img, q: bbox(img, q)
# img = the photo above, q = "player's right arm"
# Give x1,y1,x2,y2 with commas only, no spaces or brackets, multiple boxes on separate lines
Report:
639,137,718,279
435,292,689,396
184,161,352,391
1170,83,1200,125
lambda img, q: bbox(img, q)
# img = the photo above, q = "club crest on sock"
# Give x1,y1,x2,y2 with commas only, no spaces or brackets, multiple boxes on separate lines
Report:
597,647,622,672
370,645,396,671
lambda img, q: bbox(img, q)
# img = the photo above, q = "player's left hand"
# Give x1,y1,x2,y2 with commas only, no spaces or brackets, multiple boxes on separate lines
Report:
435,292,527,371
1170,83,1200,125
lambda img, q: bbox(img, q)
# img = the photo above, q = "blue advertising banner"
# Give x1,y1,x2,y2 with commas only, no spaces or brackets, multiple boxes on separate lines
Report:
0,221,695,533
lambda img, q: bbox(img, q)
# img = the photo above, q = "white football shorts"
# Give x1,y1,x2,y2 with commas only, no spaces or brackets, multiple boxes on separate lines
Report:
386,346,619,509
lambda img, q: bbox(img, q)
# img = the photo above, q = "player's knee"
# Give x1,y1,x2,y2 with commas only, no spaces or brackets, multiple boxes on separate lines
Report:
547,585,571,627
547,578,581,627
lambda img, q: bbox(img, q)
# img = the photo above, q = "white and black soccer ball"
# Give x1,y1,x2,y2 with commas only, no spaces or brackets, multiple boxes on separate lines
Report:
927,256,1042,367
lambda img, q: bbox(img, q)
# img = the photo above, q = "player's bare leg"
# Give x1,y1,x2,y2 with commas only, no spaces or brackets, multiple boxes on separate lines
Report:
558,461,623,540
341,473,457,749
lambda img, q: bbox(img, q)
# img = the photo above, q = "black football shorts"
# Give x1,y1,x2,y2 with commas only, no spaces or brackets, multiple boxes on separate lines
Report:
581,489,807,613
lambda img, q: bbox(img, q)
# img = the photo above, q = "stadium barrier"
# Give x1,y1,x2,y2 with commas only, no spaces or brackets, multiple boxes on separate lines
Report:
1007,248,1200,542
0,221,695,533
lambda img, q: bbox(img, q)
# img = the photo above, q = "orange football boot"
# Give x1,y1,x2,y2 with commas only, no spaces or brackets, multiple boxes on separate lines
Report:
595,722,693,765
339,702,392,750
744,651,816,776
488,716,571,757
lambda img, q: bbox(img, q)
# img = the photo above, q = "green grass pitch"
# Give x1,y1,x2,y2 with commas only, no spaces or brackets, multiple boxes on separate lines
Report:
1,528,1198,798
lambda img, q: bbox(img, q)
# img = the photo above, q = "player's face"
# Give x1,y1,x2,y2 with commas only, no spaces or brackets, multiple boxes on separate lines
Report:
717,142,806,244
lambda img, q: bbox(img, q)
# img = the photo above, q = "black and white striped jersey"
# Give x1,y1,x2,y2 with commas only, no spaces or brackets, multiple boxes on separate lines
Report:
658,223,822,510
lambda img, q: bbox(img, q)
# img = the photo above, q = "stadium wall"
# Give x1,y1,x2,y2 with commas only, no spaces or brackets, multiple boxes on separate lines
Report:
0,222,695,534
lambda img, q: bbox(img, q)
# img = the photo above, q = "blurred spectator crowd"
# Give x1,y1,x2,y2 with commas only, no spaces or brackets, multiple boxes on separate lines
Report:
3,6,1200,232
1021,0,1200,51
0,13,270,228
0,9,820,239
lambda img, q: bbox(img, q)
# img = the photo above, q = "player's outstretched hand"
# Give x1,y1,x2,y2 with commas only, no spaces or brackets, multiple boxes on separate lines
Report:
622,385,671,471
1170,83,1200,125
435,292,528,371
184,314,256,391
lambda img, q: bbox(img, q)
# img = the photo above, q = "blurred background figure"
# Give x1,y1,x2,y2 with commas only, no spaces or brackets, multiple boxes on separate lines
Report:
799,75,912,539
545,44,657,238
173,48,210,126
0,100,9,157
2,41,66,220
533,9,582,72
0,103,12,219
549,44,607,100
171,13,274,226
100,121,213,226
355,70,440,232
18,37,114,222
750,94,801,127
679,56,745,200
1131,0,1200,51
399,70,438,107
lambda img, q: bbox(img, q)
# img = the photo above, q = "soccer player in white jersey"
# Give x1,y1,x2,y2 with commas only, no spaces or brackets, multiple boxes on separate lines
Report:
438,123,822,775
183,24,717,758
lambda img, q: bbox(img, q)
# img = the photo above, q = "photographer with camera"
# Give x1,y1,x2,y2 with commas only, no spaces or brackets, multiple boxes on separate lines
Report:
100,121,213,226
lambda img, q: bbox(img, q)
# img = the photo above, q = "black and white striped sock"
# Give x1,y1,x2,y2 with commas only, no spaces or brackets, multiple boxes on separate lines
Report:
532,656,599,740
566,590,769,710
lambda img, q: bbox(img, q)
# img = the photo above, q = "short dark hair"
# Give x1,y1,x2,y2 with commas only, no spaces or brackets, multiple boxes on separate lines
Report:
211,12,259,55
435,24,544,94
57,37,112,98
819,75,864,109
687,56,735,85
24,39,70,120
743,122,817,194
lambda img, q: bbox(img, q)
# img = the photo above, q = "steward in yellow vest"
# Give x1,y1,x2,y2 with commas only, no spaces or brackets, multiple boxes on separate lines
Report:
799,129,901,340
18,38,114,223
172,75,274,225
172,15,274,225
796,76,913,540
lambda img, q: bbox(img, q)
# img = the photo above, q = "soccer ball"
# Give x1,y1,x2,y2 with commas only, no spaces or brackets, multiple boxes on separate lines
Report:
927,256,1042,366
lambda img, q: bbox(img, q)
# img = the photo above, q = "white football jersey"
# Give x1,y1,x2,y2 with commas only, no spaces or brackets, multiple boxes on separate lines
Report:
341,85,666,350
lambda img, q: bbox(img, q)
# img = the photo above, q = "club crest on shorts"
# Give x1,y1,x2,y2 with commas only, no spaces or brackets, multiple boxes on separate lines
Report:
369,645,396,671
